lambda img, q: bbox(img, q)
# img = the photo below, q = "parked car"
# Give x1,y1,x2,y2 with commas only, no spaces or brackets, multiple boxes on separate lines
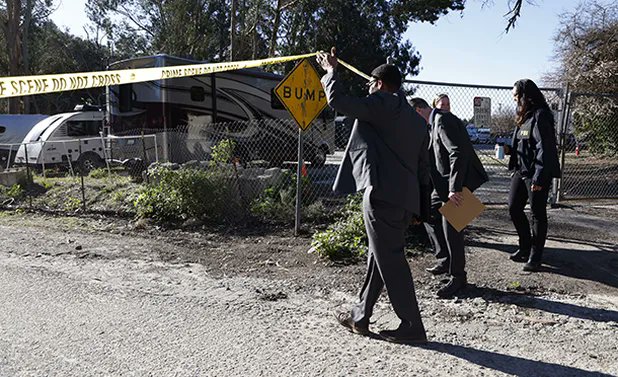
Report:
334,116,353,149
466,125,479,143
477,128,493,144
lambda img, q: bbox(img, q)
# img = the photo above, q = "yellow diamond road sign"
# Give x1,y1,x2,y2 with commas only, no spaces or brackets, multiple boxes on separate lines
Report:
274,58,327,131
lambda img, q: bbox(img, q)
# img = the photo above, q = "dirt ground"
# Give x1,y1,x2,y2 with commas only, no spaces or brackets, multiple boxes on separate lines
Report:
0,200,617,376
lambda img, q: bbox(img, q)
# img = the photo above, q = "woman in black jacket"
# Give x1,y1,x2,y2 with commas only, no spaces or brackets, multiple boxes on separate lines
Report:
507,79,561,272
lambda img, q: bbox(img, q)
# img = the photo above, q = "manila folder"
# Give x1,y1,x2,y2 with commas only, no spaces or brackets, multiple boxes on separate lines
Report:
438,187,485,232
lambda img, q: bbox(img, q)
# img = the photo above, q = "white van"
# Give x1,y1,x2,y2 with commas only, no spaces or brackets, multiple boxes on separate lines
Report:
15,110,107,171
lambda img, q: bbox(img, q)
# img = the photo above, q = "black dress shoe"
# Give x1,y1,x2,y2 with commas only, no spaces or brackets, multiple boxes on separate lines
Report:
509,250,530,263
379,322,427,344
523,261,542,272
334,311,370,336
426,264,449,275
436,276,467,299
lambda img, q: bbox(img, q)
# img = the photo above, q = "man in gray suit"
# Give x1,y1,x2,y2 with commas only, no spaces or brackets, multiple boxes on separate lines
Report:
411,98,488,298
317,48,431,344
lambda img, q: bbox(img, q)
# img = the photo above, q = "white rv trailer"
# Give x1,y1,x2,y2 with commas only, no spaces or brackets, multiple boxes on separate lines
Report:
14,108,158,173
14,110,107,171
106,54,335,166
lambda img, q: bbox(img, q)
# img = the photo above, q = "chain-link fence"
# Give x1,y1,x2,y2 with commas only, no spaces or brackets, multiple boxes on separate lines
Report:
558,92,618,199
404,79,563,205
1,79,616,228
0,134,158,214
0,119,342,225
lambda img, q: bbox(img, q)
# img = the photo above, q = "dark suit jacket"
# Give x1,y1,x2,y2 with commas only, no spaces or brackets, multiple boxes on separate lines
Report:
430,109,489,201
321,71,431,218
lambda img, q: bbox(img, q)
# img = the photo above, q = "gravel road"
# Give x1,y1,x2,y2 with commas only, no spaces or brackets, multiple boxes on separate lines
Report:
1,212,617,377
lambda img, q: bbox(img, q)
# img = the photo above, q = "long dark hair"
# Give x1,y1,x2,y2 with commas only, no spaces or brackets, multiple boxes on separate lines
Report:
513,79,551,125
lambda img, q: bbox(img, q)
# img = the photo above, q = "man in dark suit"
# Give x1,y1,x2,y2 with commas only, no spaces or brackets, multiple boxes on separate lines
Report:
411,98,488,298
317,48,431,344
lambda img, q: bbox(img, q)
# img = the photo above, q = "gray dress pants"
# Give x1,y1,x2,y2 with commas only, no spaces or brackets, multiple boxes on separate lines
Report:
351,187,425,330
423,190,466,278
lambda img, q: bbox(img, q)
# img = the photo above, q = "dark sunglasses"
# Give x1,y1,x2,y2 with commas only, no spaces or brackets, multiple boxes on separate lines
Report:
366,78,378,87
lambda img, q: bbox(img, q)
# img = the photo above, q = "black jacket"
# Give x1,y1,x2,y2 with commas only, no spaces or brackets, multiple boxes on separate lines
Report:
508,108,561,185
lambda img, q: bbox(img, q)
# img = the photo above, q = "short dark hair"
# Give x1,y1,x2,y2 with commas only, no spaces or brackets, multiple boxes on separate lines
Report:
371,64,402,91
409,97,430,109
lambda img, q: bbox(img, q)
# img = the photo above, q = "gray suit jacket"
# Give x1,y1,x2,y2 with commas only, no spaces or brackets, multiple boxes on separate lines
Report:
430,109,489,201
321,71,431,217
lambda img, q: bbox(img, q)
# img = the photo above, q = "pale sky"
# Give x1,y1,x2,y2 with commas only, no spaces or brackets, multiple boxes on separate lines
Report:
50,0,583,87
404,0,584,86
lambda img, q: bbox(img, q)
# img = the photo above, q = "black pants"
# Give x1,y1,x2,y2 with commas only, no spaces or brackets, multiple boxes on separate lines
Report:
351,186,425,331
423,190,466,278
508,172,550,262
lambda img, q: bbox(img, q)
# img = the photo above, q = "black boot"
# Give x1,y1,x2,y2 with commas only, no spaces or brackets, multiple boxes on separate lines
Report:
437,276,467,299
379,321,427,344
523,261,542,272
509,249,530,263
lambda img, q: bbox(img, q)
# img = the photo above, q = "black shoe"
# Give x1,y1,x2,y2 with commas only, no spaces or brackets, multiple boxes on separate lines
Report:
523,261,542,272
426,264,449,275
379,322,427,344
437,276,467,299
333,311,370,336
509,250,530,263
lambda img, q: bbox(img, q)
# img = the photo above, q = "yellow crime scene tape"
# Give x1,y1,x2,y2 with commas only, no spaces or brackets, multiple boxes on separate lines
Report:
0,51,370,99
336,59,372,81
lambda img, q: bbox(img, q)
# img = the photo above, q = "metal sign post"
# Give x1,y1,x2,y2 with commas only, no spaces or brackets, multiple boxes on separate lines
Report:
295,129,304,236
273,58,328,236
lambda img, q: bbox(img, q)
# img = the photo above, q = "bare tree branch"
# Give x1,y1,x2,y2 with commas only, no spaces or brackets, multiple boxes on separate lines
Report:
504,0,523,33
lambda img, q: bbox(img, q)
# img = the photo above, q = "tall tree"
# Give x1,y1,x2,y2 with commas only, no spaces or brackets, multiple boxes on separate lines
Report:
0,0,54,113
548,0,618,156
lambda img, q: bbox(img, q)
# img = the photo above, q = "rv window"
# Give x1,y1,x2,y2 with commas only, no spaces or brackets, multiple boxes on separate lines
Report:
271,88,285,110
67,120,101,137
190,86,205,102
119,84,133,112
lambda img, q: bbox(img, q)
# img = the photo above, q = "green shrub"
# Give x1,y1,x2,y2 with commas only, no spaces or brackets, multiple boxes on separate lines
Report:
311,193,367,260
89,168,112,179
0,184,25,201
134,166,241,224
37,178,55,191
303,200,332,223
64,197,83,212
311,193,429,261
250,170,313,223
211,139,236,164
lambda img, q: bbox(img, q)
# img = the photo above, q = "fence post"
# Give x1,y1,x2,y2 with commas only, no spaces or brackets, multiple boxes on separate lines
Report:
555,83,571,203
78,140,87,212
63,141,75,177
40,141,47,179
100,132,112,176
6,144,12,170
24,143,32,208
294,128,304,236
141,131,149,184
153,134,160,163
